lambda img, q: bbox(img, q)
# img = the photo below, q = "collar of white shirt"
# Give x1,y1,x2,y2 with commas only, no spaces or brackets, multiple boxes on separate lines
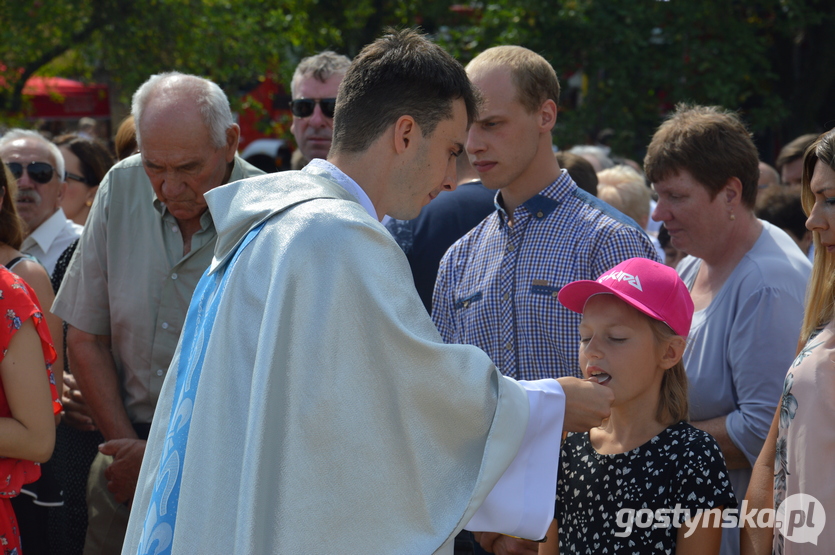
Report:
22,207,77,254
305,159,379,221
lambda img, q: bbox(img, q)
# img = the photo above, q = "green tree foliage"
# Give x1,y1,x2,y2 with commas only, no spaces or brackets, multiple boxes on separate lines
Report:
0,0,432,118
0,0,128,114
2,0,832,159
438,0,835,159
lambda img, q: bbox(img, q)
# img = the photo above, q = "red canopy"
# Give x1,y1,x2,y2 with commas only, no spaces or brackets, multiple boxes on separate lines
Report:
21,76,110,120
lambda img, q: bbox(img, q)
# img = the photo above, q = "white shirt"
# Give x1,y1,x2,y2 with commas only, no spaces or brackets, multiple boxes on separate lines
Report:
306,159,379,219
21,208,83,276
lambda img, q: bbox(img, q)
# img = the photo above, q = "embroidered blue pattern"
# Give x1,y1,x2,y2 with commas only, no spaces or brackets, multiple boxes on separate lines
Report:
137,224,265,555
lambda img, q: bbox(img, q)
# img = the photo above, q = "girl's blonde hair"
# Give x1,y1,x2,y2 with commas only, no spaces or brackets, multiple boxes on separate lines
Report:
799,130,835,348
648,318,689,424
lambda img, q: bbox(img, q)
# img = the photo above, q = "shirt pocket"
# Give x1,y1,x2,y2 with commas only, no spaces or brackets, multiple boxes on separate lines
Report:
454,291,484,310
530,282,560,298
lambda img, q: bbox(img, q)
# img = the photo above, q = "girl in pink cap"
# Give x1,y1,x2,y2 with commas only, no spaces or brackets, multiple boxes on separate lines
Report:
539,257,735,555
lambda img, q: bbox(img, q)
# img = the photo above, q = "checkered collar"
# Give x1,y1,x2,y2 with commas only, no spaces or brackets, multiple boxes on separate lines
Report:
494,169,574,225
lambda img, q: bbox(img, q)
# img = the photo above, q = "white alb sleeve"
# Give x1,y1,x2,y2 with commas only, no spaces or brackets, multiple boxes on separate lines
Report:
464,378,565,540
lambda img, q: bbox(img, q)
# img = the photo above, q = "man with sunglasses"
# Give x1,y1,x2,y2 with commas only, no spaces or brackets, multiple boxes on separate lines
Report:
0,129,83,276
289,51,351,168
52,72,263,555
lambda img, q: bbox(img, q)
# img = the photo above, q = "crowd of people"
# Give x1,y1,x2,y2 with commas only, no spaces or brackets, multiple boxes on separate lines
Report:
0,28,831,555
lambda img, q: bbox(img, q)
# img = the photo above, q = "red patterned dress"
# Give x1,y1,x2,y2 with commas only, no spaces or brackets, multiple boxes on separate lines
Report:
0,268,61,553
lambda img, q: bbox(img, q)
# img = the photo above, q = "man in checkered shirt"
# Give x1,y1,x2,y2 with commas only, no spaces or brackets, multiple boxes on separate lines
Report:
434,46,659,387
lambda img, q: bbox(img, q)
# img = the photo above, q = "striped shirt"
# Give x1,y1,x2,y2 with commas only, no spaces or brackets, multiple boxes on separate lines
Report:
432,170,661,380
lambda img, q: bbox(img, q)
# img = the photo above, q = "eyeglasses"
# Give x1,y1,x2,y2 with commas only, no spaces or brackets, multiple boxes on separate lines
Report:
65,171,89,185
289,98,337,119
5,161,56,184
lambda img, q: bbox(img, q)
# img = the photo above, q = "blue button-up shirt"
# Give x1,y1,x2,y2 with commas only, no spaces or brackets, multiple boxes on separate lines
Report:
432,170,661,380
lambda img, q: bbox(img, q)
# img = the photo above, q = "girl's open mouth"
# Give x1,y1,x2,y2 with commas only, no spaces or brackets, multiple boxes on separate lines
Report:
588,371,611,385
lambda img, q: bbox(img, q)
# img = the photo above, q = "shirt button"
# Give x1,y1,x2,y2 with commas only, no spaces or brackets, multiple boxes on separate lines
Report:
156,369,164,376
536,211,544,218
502,293,509,301
552,291,559,298
162,322,169,330
507,244,516,252
505,342,512,350
171,226,178,233
171,273,178,280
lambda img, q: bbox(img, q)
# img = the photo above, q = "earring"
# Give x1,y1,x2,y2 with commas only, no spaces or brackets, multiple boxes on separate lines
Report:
85,201,93,207
730,211,735,221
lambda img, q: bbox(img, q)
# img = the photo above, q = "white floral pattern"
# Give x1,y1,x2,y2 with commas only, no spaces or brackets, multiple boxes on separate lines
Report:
772,330,822,555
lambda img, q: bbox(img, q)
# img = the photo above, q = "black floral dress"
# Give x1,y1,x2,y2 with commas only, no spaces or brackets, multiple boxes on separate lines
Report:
556,421,736,554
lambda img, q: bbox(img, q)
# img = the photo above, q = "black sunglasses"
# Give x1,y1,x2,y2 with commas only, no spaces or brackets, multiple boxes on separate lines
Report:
289,98,336,119
65,171,89,185
5,161,56,184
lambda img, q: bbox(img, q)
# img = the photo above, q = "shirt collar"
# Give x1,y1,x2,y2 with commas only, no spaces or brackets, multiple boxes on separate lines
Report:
25,207,70,252
495,169,574,224
305,159,378,220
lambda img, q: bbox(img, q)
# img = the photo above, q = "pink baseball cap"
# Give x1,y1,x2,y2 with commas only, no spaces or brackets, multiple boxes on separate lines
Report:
558,257,694,338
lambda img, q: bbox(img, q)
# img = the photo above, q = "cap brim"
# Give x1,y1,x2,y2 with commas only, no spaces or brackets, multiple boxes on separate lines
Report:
558,280,618,314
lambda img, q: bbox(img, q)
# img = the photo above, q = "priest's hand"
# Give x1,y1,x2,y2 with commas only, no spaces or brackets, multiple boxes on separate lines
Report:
101,438,146,504
557,377,613,432
472,533,539,554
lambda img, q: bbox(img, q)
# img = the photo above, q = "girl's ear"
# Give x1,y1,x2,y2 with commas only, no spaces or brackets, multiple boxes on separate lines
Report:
660,336,686,370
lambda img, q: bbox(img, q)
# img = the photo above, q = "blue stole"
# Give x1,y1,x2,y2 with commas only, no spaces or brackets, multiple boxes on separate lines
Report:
137,224,264,555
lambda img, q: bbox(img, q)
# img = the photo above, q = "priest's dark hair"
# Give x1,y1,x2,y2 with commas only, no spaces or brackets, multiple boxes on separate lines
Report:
330,28,478,154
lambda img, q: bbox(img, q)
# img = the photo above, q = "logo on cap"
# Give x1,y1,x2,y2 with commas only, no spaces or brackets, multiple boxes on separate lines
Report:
599,270,643,292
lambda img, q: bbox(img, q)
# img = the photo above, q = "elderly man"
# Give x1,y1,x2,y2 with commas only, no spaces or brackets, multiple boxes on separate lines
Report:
122,30,612,555
289,50,351,168
52,72,263,555
0,129,82,276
